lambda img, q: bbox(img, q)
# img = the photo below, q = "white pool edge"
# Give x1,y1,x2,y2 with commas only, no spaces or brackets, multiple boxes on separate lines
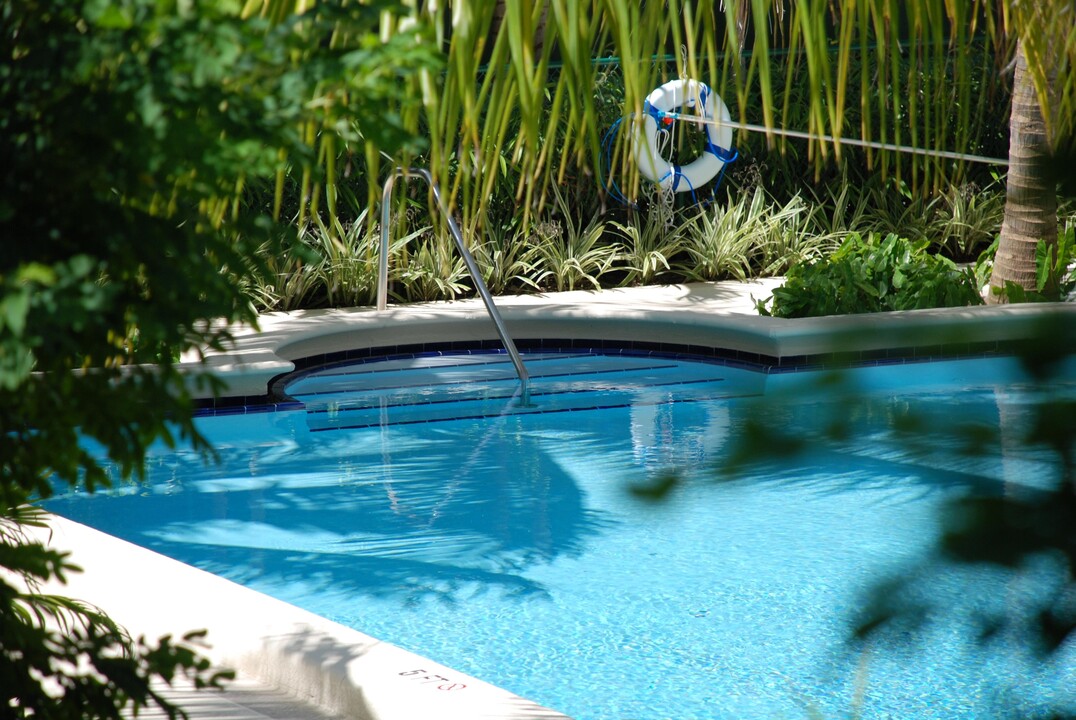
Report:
31,515,570,720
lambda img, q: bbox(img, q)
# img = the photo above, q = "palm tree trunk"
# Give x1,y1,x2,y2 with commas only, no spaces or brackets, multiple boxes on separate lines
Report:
987,40,1057,303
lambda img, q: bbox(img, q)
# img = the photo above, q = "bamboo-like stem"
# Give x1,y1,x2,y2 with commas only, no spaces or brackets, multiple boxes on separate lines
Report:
241,0,1070,224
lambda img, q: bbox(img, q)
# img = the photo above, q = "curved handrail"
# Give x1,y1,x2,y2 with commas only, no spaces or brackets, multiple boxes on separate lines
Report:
378,167,530,405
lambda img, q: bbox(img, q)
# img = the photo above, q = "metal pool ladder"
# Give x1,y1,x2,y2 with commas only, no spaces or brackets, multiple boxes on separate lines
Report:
377,167,530,406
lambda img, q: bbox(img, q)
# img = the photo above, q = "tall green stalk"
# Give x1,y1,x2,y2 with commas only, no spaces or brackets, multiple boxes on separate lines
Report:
237,0,1075,285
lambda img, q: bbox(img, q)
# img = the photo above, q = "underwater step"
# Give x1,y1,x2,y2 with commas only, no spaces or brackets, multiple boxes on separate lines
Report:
286,351,765,431
303,382,746,431
285,352,685,396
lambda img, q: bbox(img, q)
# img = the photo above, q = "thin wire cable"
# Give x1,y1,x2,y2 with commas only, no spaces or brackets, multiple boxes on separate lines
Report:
652,110,1009,166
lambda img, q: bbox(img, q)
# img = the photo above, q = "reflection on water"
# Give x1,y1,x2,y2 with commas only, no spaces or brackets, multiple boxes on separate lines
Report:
630,387,730,475
51,412,616,604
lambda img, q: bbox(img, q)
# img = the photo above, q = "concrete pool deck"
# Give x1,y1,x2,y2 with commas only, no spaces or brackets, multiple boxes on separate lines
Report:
35,279,1076,720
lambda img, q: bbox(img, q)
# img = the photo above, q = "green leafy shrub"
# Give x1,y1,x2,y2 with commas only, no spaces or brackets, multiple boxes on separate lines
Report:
610,192,689,286
471,215,543,296
395,230,470,302
526,185,620,292
758,233,984,318
930,182,1006,261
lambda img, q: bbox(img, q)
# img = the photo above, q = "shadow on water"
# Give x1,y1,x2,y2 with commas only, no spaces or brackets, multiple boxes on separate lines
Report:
710,374,1070,499
47,418,610,606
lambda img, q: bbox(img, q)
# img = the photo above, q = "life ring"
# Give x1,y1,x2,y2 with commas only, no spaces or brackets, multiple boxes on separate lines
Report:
633,79,735,193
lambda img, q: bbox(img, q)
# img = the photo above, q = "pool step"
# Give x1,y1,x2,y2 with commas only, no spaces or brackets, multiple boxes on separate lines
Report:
287,353,755,431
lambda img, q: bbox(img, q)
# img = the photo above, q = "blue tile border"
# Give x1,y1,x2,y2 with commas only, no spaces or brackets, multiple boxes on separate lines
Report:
193,397,303,417
193,336,1024,417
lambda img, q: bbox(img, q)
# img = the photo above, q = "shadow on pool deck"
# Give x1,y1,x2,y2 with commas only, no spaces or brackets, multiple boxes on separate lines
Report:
130,677,349,720
35,511,572,720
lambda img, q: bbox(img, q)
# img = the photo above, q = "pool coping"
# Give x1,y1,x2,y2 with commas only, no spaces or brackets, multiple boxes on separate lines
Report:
186,279,1076,408
31,515,570,720
47,279,1076,720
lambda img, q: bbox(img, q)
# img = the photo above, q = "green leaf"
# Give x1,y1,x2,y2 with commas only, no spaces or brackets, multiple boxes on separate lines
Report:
85,1,134,29
892,267,906,289
16,263,58,286
1035,240,1055,293
1004,280,1029,303
0,290,31,336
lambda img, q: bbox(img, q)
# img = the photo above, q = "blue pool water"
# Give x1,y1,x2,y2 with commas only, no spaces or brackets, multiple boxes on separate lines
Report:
48,350,1076,719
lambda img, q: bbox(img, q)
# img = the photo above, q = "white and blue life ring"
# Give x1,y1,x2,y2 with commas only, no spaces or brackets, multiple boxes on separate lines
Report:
633,79,735,193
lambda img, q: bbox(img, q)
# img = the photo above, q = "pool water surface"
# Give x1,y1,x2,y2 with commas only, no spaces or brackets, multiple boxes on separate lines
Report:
47,350,1076,719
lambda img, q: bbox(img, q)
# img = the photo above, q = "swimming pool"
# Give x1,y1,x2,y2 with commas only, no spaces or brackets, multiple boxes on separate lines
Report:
47,347,1076,719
